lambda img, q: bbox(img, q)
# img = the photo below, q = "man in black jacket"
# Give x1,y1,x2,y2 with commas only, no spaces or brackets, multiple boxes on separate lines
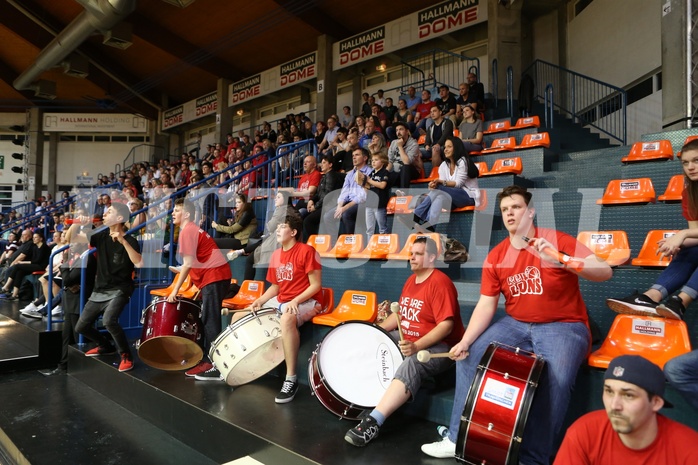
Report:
303,155,344,242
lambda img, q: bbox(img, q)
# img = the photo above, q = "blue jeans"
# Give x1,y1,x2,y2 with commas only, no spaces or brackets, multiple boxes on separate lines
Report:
365,207,387,238
447,316,590,465
664,350,698,411
651,245,698,300
414,185,475,225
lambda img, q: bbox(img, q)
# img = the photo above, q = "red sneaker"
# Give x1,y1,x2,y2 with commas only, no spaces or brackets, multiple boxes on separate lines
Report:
185,361,213,377
118,354,134,372
85,346,116,357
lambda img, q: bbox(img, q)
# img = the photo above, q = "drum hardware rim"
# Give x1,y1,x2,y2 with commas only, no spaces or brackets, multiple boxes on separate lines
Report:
475,365,531,384
461,418,520,440
491,341,536,358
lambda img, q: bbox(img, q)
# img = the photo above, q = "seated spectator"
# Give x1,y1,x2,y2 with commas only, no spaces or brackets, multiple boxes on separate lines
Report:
367,132,388,164
322,148,372,236
361,92,372,118
333,130,360,173
329,127,350,158
0,231,50,300
317,116,339,155
553,355,698,464
279,155,321,217
387,122,423,190
360,152,390,239
128,199,147,232
466,73,485,111
339,105,353,128
415,90,436,133
383,97,398,123
414,137,480,230
370,104,388,132
211,193,258,251
345,236,464,446
458,105,484,153
435,84,458,127
386,97,416,141
303,155,345,242
314,121,327,146
422,105,453,168
456,82,477,125
359,119,379,151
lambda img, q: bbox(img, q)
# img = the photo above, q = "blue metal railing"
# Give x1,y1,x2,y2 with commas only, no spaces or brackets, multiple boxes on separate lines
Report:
522,59,627,144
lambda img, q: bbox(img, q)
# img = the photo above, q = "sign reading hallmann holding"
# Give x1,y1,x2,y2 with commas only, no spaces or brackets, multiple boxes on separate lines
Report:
44,113,147,133
160,0,486,115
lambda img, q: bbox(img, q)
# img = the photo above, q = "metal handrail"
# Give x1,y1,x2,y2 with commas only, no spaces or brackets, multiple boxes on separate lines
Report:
401,49,480,98
120,143,166,174
492,58,498,107
506,66,514,117
522,59,627,144
544,84,554,129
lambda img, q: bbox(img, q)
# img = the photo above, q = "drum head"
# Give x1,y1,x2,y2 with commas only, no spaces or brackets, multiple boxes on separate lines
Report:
139,337,203,371
317,321,403,408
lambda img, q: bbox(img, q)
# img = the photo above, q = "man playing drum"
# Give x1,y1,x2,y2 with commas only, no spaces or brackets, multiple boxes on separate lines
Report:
345,236,464,446
422,185,612,463
248,211,323,404
168,198,232,381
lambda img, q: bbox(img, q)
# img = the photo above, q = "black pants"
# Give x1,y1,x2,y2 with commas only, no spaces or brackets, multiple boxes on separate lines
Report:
75,293,131,355
213,238,244,251
200,279,229,359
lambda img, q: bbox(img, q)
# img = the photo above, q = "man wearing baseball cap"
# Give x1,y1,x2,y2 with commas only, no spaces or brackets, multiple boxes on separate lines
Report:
554,355,698,464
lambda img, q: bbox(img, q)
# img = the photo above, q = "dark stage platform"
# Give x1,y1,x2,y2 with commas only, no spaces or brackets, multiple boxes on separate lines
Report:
0,299,450,465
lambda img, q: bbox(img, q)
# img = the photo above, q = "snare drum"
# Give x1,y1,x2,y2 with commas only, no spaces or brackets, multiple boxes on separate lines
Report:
308,321,404,420
137,297,203,371
209,308,283,386
456,343,545,465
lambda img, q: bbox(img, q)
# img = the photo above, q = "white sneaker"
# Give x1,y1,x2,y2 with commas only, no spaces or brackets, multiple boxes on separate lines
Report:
226,250,240,261
51,305,62,316
421,437,456,458
20,302,38,314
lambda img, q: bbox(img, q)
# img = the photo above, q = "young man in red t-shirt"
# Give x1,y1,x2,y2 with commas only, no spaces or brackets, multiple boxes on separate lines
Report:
345,236,464,447
249,212,323,403
554,355,698,464
422,185,613,463
167,198,232,381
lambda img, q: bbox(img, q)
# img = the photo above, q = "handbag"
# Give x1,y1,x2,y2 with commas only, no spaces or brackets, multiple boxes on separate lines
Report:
442,236,469,263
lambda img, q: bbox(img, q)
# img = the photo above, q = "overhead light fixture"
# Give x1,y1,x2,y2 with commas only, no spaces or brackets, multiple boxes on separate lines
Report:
103,23,133,50
159,0,197,7
62,55,89,78
376,64,387,72
236,109,244,116
32,80,56,100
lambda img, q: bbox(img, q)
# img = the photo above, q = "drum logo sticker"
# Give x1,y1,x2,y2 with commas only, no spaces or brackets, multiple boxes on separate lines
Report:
481,378,520,410
631,318,665,337
376,344,397,388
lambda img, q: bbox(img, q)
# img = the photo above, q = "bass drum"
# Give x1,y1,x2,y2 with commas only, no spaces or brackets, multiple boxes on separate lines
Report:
210,308,283,386
137,298,203,371
308,321,403,420
456,342,545,465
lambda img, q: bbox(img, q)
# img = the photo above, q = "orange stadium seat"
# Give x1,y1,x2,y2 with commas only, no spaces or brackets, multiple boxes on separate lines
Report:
412,166,439,184
150,272,194,298
512,116,540,129
351,234,400,259
320,234,364,258
222,280,265,310
480,137,516,154
658,174,685,202
588,314,691,369
484,120,511,134
317,287,335,315
631,230,679,267
386,196,414,215
311,290,377,327
451,189,488,212
621,140,674,163
481,157,523,176
307,234,332,254
387,233,443,260
474,161,489,175
596,178,656,205
417,134,426,145
576,230,631,267
514,132,551,150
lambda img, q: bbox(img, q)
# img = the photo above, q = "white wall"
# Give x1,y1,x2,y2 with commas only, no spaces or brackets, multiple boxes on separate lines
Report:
532,12,558,65
47,140,142,186
568,0,661,87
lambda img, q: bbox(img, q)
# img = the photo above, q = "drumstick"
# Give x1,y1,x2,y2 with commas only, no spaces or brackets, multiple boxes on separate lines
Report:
522,236,584,272
390,302,405,343
221,307,252,316
417,350,452,363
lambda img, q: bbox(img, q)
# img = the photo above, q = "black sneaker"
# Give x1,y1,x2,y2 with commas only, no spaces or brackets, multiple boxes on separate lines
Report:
275,380,299,404
606,292,659,317
345,415,380,447
657,295,686,320
194,366,223,381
